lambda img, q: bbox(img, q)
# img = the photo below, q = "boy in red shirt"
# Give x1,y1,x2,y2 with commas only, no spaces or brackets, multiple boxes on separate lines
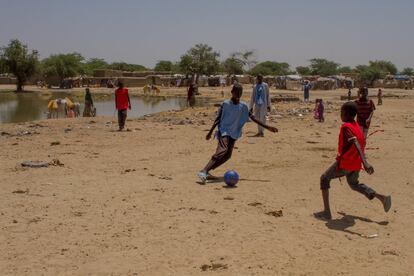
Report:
115,81,131,131
355,87,375,138
315,102,391,220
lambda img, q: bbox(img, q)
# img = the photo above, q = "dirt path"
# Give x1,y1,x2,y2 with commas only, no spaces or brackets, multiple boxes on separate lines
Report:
0,87,413,275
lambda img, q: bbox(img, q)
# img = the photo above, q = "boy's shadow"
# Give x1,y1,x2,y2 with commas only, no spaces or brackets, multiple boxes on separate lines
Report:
323,212,388,237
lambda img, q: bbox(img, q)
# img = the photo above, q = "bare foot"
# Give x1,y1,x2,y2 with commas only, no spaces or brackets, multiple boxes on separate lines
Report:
314,210,332,220
253,133,264,137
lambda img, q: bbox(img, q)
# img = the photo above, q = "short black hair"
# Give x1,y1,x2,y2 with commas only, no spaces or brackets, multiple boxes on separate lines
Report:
231,83,243,96
118,80,124,88
341,101,357,118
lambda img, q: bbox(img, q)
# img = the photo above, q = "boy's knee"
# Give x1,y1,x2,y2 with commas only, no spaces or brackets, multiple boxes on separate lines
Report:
320,174,330,190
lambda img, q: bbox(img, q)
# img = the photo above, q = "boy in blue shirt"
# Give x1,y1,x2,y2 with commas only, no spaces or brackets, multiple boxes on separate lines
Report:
198,84,278,183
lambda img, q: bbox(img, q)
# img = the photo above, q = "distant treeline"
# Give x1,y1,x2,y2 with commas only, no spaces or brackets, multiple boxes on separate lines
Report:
0,39,413,92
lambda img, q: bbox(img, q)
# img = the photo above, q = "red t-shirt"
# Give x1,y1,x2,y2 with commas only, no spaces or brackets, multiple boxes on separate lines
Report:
355,99,375,128
336,121,366,171
115,88,129,110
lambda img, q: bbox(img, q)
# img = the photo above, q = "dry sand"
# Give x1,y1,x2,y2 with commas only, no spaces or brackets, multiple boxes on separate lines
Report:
0,86,413,275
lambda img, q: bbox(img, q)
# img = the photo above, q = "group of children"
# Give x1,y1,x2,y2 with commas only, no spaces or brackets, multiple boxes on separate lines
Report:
196,77,390,220
110,77,391,220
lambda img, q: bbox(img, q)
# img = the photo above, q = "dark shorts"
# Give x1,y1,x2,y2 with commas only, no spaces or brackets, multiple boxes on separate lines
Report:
320,162,376,200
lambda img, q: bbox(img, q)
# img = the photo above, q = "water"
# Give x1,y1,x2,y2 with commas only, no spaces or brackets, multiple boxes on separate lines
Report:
0,91,205,124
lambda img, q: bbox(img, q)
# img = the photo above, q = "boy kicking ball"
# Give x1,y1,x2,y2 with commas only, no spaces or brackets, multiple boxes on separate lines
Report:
198,84,278,184
315,102,391,220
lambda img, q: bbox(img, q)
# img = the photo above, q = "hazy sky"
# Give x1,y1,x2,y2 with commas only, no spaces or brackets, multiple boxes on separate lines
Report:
1,0,413,70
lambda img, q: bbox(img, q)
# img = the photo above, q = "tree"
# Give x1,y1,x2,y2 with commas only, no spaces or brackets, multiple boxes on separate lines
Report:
296,66,311,76
250,61,292,76
179,43,220,77
0,58,7,74
368,60,397,75
232,50,257,71
83,58,108,76
400,67,413,76
222,57,244,75
154,60,173,72
108,62,147,72
337,66,353,74
41,53,85,85
354,65,385,85
309,58,339,76
0,39,39,92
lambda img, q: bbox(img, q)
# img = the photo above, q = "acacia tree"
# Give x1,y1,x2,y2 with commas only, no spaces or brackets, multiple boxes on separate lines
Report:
222,56,244,75
0,39,39,92
296,66,311,76
179,43,220,79
154,60,173,72
83,58,108,76
250,61,292,76
368,60,397,75
354,65,385,85
401,67,414,76
232,50,257,72
41,53,85,85
309,58,339,76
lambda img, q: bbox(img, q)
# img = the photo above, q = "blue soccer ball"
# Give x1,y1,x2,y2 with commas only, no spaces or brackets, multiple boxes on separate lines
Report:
224,170,239,187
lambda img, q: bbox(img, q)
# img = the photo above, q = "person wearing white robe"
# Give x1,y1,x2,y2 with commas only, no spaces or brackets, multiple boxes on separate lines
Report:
249,75,271,137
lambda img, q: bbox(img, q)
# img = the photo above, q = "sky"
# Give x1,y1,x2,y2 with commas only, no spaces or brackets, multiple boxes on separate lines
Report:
1,0,413,70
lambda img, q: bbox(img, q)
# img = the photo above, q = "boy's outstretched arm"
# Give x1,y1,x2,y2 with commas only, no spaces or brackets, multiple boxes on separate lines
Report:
206,106,222,140
249,112,278,133
350,137,374,174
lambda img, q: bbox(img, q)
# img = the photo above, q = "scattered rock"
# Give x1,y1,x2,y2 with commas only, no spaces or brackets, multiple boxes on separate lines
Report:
200,263,228,271
28,123,45,128
50,159,64,167
159,176,173,180
224,196,234,200
21,161,49,168
381,250,399,256
248,202,263,207
50,141,61,146
12,189,29,194
266,210,283,217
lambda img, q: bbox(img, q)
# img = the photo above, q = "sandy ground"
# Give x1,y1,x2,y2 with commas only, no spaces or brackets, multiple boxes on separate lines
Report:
1,86,413,275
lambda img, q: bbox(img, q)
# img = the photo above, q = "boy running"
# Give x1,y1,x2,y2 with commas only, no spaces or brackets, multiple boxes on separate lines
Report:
355,87,375,138
315,102,391,220
115,81,131,131
198,84,278,183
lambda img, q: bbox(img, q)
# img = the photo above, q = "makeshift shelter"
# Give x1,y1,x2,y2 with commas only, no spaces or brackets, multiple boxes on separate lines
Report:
312,77,337,90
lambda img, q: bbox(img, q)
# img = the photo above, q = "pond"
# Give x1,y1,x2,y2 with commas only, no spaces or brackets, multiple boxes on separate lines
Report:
0,91,206,124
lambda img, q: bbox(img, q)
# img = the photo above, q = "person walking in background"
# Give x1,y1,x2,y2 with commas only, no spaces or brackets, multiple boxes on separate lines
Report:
303,80,311,102
377,88,383,105
249,75,271,137
115,81,131,131
187,83,196,108
83,88,95,117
